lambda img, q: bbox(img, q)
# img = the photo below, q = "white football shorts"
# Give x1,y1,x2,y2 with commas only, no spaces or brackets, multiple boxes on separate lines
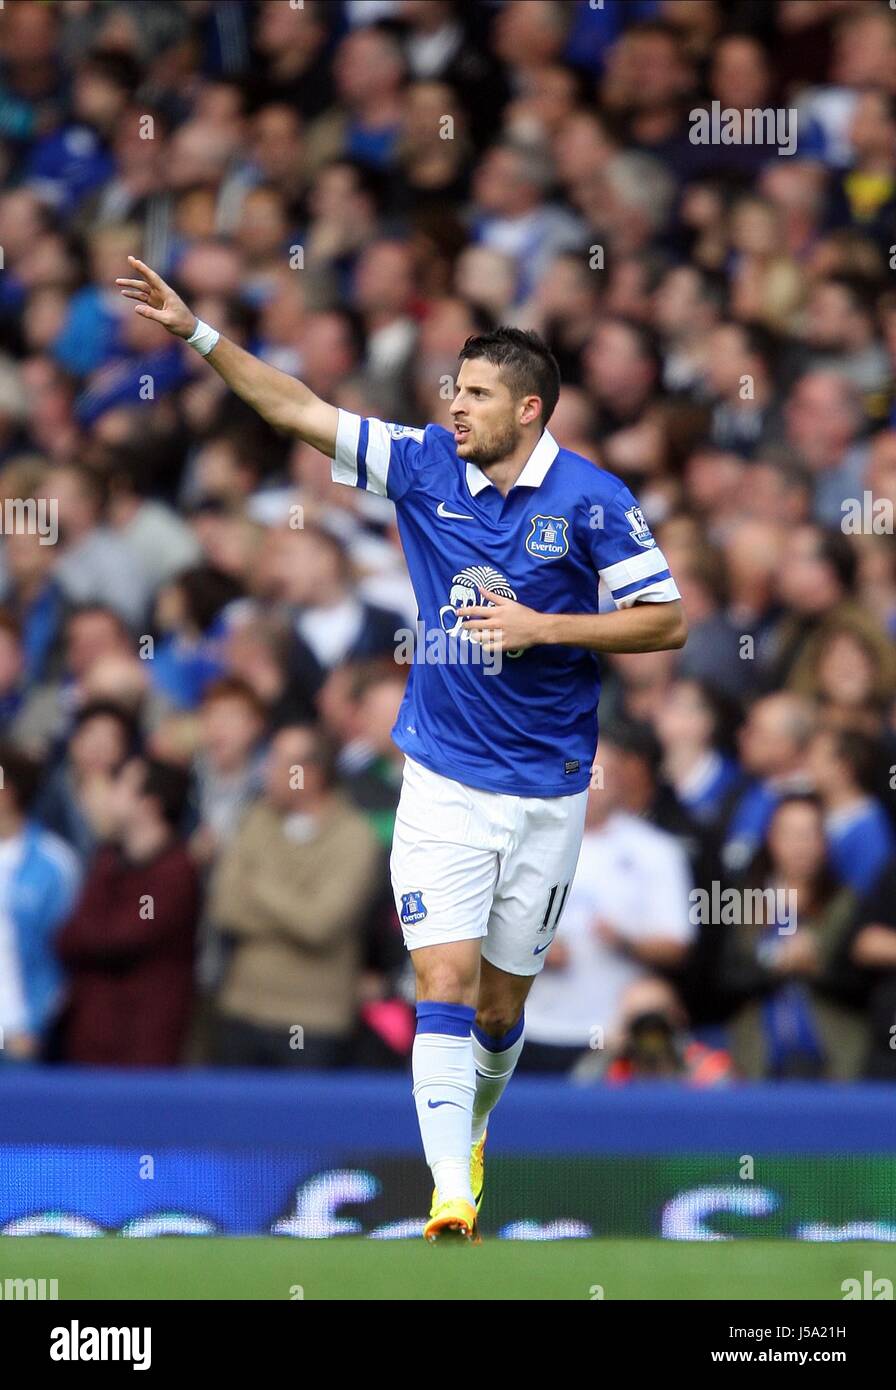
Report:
390,755,589,976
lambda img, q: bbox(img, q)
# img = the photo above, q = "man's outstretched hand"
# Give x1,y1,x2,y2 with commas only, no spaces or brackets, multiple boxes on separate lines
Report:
116,254,339,454
115,256,197,339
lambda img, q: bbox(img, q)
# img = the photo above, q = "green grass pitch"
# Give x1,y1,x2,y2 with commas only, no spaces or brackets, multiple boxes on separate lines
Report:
3,1237,895,1300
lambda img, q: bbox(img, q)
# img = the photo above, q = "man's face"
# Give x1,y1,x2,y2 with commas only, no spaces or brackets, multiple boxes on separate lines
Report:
406,81,456,143
834,15,896,88
776,526,837,613
335,31,401,105
449,358,532,466
584,323,649,403
767,801,826,881
785,375,855,462
850,90,896,162
251,106,302,181
711,37,769,110
70,714,128,777
264,730,324,812
44,467,92,538
66,612,125,678
301,313,354,383
472,147,531,217
654,267,701,336
357,680,405,755
200,696,262,769
74,71,124,130
806,284,854,351
704,325,749,397
739,701,796,778
617,32,687,109
236,188,287,260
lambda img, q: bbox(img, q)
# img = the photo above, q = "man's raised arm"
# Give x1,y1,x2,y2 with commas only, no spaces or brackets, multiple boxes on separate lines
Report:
116,256,338,457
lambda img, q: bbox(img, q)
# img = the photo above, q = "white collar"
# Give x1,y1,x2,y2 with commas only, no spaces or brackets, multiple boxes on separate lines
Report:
678,749,723,801
464,429,559,496
407,22,463,76
826,797,874,835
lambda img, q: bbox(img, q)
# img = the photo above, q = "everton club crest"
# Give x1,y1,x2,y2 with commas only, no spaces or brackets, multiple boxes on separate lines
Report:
400,891,427,925
525,515,569,560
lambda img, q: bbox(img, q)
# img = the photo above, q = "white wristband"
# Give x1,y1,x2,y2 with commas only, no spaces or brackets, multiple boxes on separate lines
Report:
186,318,220,357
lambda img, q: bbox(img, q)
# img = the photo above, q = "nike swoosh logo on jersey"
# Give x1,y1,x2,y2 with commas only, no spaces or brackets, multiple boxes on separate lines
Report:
427,1098,464,1109
436,501,475,520
532,942,552,955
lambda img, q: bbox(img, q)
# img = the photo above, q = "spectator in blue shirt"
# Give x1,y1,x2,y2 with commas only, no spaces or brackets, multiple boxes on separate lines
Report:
1,526,67,688
0,608,27,728
150,565,242,711
721,693,816,874
23,51,138,217
0,741,81,1062
32,700,139,866
656,677,742,827
808,725,896,896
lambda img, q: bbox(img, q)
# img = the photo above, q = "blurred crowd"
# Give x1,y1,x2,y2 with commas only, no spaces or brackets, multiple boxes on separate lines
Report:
0,0,895,1082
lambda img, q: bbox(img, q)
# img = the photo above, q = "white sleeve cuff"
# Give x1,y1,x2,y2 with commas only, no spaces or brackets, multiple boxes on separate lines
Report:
333,408,361,486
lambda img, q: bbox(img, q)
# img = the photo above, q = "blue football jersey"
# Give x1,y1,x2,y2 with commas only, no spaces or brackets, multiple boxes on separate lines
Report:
333,411,680,797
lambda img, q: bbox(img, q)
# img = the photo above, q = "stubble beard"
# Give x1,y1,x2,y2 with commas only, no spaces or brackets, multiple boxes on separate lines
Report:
462,418,521,467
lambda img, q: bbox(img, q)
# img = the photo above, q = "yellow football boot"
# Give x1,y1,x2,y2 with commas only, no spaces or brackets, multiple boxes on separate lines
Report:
470,1130,487,1211
429,1129,487,1218
423,1196,480,1244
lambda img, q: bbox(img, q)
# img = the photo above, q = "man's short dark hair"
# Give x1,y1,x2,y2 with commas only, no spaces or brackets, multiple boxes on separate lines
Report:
823,273,877,322
628,18,686,51
0,606,23,644
729,320,780,377
80,50,143,95
601,719,663,773
58,462,107,511
278,723,339,790
0,742,43,815
171,566,244,634
829,728,878,792
319,157,389,218
605,317,662,378
64,603,132,643
321,305,367,364
139,758,191,830
457,328,562,426
201,675,268,722
72,699,140,752
815,529,857,592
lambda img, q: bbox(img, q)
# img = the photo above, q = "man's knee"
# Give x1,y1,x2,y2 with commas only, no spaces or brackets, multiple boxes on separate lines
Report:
474,1003,523,1039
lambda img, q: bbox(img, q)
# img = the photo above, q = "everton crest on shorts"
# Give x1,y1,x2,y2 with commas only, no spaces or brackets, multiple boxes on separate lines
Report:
400,891,427,925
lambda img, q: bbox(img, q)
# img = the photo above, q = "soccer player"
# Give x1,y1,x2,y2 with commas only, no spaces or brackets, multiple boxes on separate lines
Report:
117,257,687,1243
